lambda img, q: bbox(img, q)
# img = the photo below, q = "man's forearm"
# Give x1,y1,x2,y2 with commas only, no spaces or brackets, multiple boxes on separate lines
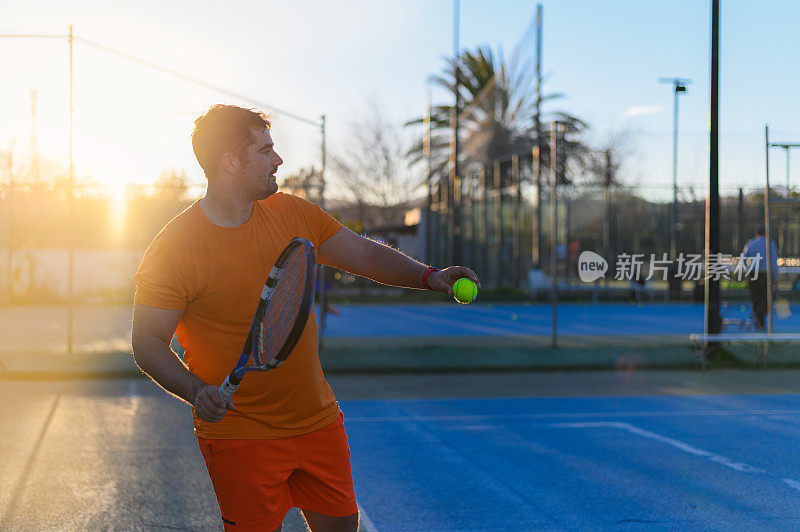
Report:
360,240,430,289
133,338,207,406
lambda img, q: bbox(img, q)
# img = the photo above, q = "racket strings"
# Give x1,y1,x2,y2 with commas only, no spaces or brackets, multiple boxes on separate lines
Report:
256,249,307,364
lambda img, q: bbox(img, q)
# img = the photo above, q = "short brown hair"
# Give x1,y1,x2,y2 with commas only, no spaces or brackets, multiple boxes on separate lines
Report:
191,104,271,177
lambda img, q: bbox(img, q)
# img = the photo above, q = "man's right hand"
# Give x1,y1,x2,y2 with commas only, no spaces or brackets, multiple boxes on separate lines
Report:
193,385,235,423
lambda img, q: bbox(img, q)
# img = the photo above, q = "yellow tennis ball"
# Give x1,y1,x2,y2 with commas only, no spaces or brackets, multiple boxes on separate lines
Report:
453,278,478,304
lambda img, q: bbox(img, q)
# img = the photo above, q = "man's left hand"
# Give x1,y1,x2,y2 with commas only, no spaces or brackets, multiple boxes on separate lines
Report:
427,266,481,297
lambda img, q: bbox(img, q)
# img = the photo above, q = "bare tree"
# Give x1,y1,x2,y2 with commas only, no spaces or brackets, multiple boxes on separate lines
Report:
579,130,636,259
330,102,420,228
280,167,322,202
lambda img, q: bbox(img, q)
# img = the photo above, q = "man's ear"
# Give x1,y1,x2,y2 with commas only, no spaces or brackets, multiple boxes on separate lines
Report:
219,152,241,174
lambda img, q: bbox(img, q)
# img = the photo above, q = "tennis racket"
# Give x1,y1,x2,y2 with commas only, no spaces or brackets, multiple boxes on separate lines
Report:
218,237,317,401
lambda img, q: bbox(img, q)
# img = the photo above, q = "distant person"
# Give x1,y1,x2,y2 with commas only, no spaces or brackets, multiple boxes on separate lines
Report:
742,227,778,329
629,264,649,303
630,274,647,303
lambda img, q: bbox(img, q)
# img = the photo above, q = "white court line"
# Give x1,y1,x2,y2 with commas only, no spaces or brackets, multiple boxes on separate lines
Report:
357,503,378,532
375,307,529,336
344,408,800,423
554,421,800,493
678,379,725,393
420,305,551,328
552,421,763,473
349,411,800,500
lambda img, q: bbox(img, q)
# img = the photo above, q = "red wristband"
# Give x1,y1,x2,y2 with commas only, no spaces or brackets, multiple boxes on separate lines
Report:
421,266,439,290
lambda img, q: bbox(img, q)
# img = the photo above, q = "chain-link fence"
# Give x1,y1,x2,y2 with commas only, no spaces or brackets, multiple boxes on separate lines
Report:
0,31,328,356
2,27,799,362
0,178,204,306
4,121,800,360
419,127,800,353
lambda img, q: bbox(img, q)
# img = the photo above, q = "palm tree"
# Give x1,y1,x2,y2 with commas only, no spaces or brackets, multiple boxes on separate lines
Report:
408,45,588,181
407,43,589,274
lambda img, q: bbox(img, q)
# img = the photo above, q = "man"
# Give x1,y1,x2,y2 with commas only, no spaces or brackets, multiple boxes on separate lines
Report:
742,226,778,330
131,104,480,532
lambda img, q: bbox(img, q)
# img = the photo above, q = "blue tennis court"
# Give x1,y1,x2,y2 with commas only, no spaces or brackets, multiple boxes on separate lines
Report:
343,394,800,530
321,302,800,339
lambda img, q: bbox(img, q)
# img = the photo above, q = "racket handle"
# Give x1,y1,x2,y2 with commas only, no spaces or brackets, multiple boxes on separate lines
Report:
218,373,240,402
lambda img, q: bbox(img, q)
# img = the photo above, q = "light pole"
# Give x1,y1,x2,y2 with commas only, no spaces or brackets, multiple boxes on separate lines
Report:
450,0,461,265
771,143,800,195
424,87,434,264
659,77,690,258
550,121,563,348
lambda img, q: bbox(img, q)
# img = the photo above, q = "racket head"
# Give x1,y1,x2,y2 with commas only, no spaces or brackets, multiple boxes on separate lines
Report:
235,237,316,378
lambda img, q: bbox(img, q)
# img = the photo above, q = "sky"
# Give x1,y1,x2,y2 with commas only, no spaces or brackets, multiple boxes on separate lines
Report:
1,0,800,201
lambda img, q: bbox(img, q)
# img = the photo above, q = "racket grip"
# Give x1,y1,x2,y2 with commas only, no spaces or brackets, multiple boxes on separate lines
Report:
218,373,240,402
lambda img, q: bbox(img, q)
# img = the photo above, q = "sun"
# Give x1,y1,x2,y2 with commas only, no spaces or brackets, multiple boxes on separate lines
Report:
108,181,128,244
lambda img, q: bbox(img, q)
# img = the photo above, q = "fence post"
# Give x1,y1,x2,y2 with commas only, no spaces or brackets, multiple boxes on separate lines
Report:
550,122,559,348
512,154,520,286
532,146,540,271
464,174,472,267
494,160,502,286
480,166,489,286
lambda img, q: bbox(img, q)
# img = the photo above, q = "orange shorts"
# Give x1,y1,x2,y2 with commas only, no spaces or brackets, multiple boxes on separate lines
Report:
197,412,357,531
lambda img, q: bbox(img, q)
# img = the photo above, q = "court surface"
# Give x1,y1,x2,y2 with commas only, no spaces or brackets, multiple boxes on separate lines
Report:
346,394,800,531
2,302,798,356
322,302,800,338
4,371,800,531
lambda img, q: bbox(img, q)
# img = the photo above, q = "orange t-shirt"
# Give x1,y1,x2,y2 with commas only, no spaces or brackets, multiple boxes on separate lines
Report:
134,192,344,439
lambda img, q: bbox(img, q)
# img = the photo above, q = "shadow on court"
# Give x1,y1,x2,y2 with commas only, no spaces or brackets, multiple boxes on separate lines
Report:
4,370,800,530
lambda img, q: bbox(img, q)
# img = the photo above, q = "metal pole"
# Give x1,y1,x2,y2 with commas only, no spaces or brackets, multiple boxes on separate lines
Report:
512,154,520,285
461,176,468,268
0,34,70,308
765,125,773,333
68,24,75,354
319,118,326,206
469,172,477,268
425,89,433,264
534,4,543,269
455,174,462,263
550,122,559,348
532,146,540,269
660,77,689,257
787,147,791,194
494,161,501,286
480,166,488,284
705,0,722,340
736,187,743,252
4,151,12,304
439,178,447,267
319,115,328,347
671,87,679,258
768,144,800,195
450,0,461,265
603,150,611,261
